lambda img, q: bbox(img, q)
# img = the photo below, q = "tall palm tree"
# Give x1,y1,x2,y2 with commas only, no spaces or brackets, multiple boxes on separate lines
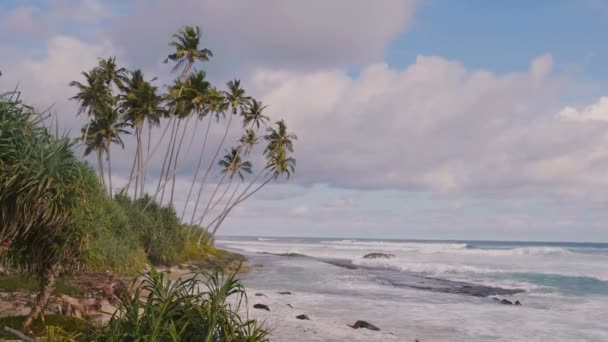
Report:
189,80,249,224
203,148,252,238
81,122,109,192
206,121,297,236
96,56,129,90
121,69,164,197
220,147,253,181
84,109,130,195
69,70,112,144
239,129,259,156
224,79,250,115
242,99,269,129
165,26,213,79
264,120,297,156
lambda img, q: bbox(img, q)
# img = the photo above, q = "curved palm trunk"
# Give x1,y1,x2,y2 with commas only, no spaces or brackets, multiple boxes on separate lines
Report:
22,263,60,330
159,118,179,205
209,181,240,235
189,113,233,224
208,179,232,213
124,116,172,196
210,177,272,238
138,128,145,197
124,144,138,196
97,149,107,193
142,122,152,193
200,182,241,245
197,171,228,226
106,138,113,196
154,118,175,201
181,116,211,220
169,115,192,205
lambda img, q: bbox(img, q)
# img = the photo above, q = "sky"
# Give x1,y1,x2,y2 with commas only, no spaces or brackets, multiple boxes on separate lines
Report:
1,0,608,242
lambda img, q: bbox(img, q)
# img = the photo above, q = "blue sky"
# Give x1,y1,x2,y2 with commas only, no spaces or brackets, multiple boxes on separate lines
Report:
2,0,608,241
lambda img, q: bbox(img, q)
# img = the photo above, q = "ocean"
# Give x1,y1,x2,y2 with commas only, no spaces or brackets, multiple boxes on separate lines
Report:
217,236,608,341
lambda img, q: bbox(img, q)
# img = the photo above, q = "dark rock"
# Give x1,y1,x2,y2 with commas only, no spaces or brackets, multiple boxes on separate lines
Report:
287,304,294,308
253,303,270,311
363,253,395,259
515,300,522,305
296,314,310,320
500,299,513,305
254,293,266,297
349,320,380,331
278,291,292,295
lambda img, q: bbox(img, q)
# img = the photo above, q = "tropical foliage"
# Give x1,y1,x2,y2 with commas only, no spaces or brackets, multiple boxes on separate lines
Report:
0,24,296,335
95,270,269,341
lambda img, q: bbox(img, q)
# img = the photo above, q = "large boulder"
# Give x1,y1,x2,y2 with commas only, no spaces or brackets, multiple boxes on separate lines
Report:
363,253,395,259
253,303,270,311
349,320,380,331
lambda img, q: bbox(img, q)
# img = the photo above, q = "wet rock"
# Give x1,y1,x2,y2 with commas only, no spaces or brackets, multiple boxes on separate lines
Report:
515,300,522,305
287,304,294,308
500,299,513,305
253,303,270,311
296,314,310,320
254,293,266,297
363,253,395,259
278,291,292,295
349,320,380,331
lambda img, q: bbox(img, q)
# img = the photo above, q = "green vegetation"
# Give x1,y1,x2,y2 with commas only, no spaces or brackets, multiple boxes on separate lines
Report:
0,24,294,338
95,270,268,341
0,315,90,340
0,274,85,297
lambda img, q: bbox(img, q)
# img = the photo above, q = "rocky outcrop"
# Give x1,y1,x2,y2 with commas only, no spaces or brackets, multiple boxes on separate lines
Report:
349,320,380,331
296,314,310,320
363,253,395,259
253,303,270,311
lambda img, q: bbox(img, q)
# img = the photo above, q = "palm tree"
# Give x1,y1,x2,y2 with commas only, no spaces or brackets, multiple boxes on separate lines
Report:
165,25,212,80
242,99,269,129
239,129,259,156
264,120,297,156
189,80,248,224
121,69,164,197
96,56,129,90
203,148,252,238
81,122,109,192
84,109,130,195
69,70,112,143
224,79,250,115
206,121,297,236
220,147,253,181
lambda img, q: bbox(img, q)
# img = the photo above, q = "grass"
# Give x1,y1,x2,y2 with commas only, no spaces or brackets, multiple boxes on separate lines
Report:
0,274,86,297
0,314,91,339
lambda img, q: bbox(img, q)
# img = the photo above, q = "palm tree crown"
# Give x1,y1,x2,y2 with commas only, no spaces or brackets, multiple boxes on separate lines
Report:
264,120,297,156
166,26,213,75
242,99,270,129
219,148,252,181
224,79,250,115
122,70,164,128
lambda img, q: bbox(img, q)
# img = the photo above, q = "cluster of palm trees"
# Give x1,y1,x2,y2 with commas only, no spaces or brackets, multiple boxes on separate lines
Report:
69,25,297,237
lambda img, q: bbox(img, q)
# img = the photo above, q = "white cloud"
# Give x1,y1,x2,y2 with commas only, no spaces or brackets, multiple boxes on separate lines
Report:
250,54,608,199
0,35,120,135
107,0,416,73
558,96,608,122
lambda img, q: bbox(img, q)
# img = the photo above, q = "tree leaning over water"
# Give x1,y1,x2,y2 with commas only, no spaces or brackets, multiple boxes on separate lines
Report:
68,25,297,239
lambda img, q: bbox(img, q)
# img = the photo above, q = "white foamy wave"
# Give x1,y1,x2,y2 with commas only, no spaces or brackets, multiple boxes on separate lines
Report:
321,240,469,251
257,238,277,241
455,247,573,257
